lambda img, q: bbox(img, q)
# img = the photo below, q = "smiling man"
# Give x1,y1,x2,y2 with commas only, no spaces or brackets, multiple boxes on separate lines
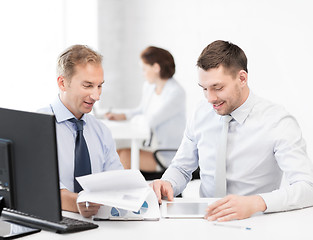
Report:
39,45,123,217
151,40,313,221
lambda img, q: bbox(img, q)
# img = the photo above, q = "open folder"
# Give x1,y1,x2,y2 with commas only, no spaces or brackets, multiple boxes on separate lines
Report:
76,170,160,220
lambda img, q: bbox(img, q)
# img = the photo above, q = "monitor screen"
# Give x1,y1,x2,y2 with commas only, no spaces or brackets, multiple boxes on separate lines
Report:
0,107,61,222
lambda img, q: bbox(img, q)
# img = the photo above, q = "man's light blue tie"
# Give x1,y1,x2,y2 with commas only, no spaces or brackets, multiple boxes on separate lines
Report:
69,118,91,193
214,115,233,198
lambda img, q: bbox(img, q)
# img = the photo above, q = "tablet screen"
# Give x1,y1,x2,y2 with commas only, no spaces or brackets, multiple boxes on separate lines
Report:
164,202,208,218
0,220,40,239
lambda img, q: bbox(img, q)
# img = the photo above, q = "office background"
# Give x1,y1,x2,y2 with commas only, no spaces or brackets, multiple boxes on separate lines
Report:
1,0,312,158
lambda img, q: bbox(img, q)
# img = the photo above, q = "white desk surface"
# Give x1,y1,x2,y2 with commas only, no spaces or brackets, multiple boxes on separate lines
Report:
17,203,313,240
101,119,150,140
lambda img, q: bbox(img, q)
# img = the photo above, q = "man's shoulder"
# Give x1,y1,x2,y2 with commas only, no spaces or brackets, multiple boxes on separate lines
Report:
37,105,53,114
254,96,289,116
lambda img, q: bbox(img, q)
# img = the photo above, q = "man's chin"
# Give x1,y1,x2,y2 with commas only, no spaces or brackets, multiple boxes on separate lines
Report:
214,109,231,116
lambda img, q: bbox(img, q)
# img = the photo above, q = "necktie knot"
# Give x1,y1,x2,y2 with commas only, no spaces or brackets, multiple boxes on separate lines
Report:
68,118,84,132
222,115,233,124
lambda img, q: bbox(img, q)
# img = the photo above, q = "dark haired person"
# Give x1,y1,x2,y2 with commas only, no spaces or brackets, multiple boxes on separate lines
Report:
151,40,313,221
39,45,123,218
105,46,186,172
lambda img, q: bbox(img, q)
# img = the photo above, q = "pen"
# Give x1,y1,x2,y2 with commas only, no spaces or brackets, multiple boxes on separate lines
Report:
213,223,251,230
86,201,89,210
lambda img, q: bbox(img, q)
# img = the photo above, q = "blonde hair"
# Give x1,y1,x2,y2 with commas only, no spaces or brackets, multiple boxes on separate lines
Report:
57,45,103,80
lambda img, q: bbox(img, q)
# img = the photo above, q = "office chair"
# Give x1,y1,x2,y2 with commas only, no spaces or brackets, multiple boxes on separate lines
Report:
140,149,200,181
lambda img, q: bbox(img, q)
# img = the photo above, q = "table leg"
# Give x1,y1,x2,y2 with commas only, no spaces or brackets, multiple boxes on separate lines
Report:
130,139,140,170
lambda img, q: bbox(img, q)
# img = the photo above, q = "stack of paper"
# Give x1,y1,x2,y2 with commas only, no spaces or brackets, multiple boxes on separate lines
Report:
76,170,150,212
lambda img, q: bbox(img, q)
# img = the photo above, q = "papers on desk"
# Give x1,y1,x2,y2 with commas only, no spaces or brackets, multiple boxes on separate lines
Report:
76,170,160,220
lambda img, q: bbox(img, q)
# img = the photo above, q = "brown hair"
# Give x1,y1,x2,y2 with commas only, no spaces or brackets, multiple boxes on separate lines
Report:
57,45,103,80
197,40,248,77
140,46,175,79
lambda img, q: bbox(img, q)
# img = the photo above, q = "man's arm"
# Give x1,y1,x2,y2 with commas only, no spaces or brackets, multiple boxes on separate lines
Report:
60,189,78,213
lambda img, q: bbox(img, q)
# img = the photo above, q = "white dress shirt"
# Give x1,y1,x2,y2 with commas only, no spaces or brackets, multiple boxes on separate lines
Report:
162,92,313,213
39,96,123,192
124,78,186,167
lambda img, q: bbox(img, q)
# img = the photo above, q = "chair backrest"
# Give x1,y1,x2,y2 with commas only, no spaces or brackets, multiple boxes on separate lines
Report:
141,149,200,181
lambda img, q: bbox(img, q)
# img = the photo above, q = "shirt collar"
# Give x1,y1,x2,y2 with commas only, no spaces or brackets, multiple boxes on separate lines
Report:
50,95,87,123
230,91,256,125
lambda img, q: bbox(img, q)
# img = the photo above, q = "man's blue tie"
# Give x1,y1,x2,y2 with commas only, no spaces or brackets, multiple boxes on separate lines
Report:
69,118,91,193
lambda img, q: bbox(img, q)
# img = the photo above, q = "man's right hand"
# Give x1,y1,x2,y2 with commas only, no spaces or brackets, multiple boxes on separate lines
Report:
150,180,174,204
104,112,126,121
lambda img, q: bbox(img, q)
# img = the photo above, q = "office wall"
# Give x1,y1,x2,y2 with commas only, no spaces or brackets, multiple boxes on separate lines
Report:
97,0,313,158
0,0,98,112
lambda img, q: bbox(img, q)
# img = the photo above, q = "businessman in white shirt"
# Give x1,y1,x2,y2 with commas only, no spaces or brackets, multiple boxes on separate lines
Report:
151,40,313,221
39,45,123,218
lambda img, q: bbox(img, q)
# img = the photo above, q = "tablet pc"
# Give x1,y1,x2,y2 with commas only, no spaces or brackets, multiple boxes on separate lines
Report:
162,202,208,218
0,220,41,239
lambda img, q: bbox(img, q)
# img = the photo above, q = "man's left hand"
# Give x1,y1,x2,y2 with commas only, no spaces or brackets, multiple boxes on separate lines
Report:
205,195,267,222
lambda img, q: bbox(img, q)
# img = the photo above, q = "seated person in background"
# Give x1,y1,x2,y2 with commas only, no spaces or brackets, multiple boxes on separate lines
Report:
150,40,313,221
105,46,186,172
39,45,123,218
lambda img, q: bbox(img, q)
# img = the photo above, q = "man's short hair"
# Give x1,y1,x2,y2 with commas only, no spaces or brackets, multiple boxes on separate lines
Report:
57,45,103,80
197,40,248,77
140,46,175,79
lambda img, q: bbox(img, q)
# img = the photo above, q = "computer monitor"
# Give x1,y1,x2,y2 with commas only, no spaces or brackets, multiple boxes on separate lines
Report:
0,107,61,222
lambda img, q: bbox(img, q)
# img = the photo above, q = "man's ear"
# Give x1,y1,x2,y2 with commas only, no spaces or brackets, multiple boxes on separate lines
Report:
57,76,66,92
238,70,248,87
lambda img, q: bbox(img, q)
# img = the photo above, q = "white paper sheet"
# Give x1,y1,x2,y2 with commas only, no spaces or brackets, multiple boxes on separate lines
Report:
76,170,150,212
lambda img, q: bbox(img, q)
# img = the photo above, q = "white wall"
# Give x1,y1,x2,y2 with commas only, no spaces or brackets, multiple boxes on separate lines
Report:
0,0,98,112
97,0,313,158
0,0,312,158
0,0,64,111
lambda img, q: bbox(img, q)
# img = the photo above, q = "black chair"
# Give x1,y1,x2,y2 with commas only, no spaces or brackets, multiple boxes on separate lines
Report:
140,149,200,181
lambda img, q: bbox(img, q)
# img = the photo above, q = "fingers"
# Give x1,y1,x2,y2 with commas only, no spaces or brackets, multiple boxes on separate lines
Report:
164,184,174,201
205,206,234,221
151,180,163,204
205,196,234,221
105,113,114,120
150,180,174,204
77,202,102,218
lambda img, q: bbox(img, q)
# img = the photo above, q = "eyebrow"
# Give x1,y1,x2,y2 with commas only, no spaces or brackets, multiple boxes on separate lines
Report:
198,83,221,88
83,81,104,85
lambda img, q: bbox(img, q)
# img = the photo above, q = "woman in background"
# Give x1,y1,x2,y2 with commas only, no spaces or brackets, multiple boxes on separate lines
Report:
105,46,186,172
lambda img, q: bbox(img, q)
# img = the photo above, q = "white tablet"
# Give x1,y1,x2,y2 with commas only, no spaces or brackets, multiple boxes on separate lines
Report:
162,202,209,218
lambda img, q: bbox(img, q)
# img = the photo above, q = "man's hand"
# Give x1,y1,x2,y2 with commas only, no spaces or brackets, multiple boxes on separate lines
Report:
205,195,267,222
150,180,174,204
77,202,102,218
104,113,126,121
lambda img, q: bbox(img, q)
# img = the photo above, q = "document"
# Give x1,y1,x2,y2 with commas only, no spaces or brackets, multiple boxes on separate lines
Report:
76,170,151,212
93,188,160,221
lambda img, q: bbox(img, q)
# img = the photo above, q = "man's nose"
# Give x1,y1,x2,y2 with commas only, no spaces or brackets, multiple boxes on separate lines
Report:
91,88,101,101
205,90,217,103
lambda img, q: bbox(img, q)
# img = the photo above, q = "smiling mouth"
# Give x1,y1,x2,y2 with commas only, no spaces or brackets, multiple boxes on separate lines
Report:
84,101,94,106
213,101,225,109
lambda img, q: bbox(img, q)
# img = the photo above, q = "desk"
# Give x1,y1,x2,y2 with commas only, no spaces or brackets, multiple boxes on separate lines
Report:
101,119,150,170
17,205,313,240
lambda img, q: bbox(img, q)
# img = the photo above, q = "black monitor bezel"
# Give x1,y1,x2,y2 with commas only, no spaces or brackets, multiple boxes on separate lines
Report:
0,107,62,222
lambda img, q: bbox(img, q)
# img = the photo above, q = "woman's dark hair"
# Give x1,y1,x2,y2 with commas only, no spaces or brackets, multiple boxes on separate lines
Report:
141,46,175,79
